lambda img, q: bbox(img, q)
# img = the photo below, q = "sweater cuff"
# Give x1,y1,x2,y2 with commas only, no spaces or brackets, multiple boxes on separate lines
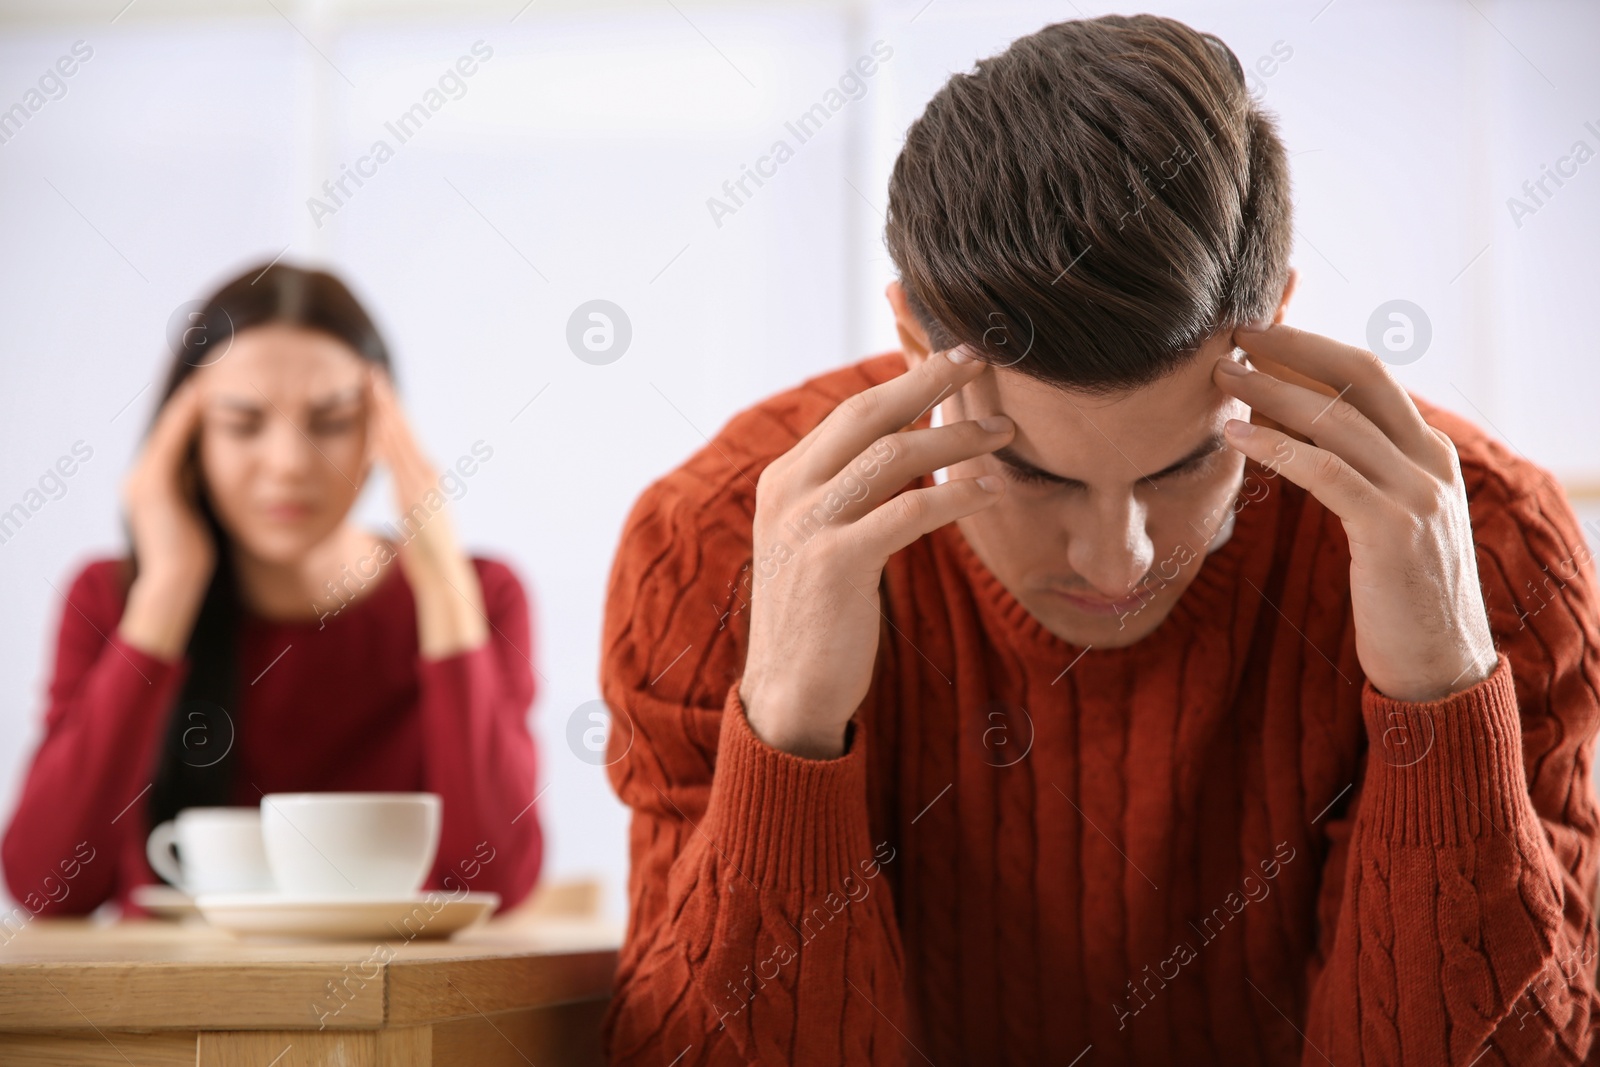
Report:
701,683,873,892
106,633,188,690
416,639,495,679
1361,652,1532,847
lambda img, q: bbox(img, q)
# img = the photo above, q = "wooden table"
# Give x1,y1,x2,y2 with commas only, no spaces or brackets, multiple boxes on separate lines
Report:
0,914,621,1066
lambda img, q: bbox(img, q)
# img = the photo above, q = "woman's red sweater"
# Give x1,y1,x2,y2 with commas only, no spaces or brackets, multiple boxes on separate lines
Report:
2,554,543,916
599,353,1600,1065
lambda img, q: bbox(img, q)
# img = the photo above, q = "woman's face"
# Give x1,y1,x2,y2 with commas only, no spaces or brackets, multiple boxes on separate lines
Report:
191,323,371,565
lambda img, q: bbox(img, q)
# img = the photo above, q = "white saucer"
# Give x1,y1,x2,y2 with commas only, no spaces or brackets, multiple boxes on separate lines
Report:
131,883,202,921
195,891,499,940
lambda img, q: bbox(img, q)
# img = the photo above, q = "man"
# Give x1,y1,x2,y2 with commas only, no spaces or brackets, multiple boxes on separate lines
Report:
600,14,1600,1065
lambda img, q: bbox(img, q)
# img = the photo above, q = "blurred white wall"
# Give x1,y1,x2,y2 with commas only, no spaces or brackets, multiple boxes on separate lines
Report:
1,0,1596,926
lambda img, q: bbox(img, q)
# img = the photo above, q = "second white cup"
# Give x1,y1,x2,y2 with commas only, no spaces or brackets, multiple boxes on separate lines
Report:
146,807,274,896
259,792,441,898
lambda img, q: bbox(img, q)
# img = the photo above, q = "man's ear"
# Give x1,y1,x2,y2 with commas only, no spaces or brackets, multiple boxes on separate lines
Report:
886,280,933,374
1272,267,1298,325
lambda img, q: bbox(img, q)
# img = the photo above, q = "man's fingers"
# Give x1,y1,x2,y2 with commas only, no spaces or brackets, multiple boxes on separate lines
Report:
1213,360,1408,489
848,474,1005,560
793,347,988,485
1222,419,1375,525
1231,323,1440,458
807,417,1014,524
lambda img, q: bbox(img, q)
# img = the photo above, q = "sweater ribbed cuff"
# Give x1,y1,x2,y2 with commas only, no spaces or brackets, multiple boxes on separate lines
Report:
701,683,873,892
1361,653,1532,847
108,632,188,680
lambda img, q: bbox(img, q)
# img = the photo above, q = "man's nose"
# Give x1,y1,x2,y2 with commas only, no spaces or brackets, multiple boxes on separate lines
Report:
1067,496,1155,598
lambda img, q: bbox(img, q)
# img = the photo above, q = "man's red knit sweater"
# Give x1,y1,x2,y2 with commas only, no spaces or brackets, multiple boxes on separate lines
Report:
600,352,1600,1065
2,554,543,916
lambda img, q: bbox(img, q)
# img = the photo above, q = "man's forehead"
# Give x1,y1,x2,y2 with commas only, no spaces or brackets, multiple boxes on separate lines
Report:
974,340,1234,414
958,341,1243,477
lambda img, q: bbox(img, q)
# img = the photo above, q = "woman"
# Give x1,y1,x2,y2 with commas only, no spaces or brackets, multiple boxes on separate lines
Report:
1,262,542,916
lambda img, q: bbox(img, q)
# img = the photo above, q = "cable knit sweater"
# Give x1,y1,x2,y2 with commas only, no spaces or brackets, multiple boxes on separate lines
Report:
599,352,1600,1065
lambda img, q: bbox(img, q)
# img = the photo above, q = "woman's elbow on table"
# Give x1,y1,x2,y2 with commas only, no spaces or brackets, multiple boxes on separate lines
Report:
0,831,108,921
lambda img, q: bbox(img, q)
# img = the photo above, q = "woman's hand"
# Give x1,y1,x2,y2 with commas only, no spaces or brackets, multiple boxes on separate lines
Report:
1214,323,1498,703
118,378,216,660
365,367,488,658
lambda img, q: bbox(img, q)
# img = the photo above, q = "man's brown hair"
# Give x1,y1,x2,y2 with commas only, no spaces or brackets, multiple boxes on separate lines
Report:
885,14,1291,392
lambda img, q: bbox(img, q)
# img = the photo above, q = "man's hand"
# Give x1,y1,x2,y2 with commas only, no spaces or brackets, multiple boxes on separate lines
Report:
739,347,1016,758
1214,322,1497,704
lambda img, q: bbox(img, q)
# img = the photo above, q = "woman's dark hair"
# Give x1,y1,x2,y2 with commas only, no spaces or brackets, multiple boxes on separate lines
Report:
140,262,391,839
885,14,1292,394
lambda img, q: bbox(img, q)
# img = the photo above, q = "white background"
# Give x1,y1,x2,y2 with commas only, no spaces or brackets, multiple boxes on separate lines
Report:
1,0,1596,925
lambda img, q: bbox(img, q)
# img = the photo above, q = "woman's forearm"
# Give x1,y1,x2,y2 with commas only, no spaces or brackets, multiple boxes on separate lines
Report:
410,558,489,659
117,569,209,661
117,572,209,662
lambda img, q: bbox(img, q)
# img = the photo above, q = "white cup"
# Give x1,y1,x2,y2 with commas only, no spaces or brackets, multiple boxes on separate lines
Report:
146,807,275,896
260,792,441,898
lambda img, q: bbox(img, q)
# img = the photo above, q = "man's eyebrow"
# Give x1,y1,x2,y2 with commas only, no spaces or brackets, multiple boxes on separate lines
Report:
992,430,1228,485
